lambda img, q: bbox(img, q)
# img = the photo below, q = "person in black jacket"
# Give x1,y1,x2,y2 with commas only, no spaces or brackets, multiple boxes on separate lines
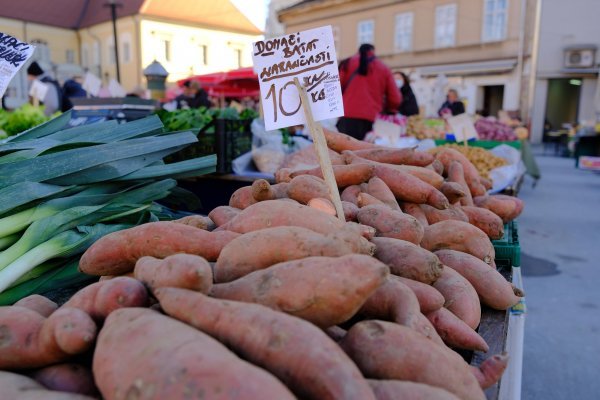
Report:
394,71,419,116
438,88,465,117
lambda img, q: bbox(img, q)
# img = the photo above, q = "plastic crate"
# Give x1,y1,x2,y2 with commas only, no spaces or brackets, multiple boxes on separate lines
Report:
166,118,253,174
434,139,522,150
492,220,520,267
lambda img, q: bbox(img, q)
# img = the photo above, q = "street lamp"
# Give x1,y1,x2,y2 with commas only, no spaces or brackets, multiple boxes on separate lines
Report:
104,0,122,83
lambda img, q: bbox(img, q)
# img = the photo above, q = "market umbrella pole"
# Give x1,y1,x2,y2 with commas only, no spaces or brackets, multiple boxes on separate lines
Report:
293,77,345,222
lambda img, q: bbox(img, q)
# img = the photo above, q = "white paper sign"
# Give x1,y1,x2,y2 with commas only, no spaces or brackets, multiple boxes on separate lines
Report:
108,78,126,97
82,72,102,96
447,113,478,142
252,26,344,131
29,79,49,102
0,32,35,98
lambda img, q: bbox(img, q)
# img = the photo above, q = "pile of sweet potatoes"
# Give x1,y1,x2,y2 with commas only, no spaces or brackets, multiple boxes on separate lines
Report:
0,129,524,399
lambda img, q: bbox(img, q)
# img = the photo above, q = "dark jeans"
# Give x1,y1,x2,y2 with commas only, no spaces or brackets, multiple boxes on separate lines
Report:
336,117,373,141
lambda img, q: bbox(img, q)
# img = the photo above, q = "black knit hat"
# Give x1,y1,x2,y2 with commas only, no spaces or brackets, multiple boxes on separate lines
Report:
27,61,44,76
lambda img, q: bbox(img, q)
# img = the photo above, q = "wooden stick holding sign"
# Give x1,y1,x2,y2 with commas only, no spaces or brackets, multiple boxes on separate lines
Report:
293,77,345,221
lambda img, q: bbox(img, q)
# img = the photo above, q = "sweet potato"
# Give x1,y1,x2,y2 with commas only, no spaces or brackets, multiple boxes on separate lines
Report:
98,272,133,281
342,200,360,221
211,254,389,327
401,202,429,227
156,288,376,400
372,237,442,284
359,276,444,345
282,143,345,170
229,185,256,209
61,277,148,322
79,221,240,276
208,205,241,226
341,320,486,400
471,353,509,389
31,363,97,396
14,295,57,317
323,127,379,152
480,177,493,190
173,214,215,231
435,148,486,196
433,267,481,329
214,226,374,282
358,204,424,244
426,307,489,352
396,276,445,313
325,325,348,342
287,174,331,204
341,184,362,205
447,160,474,206
0,307,96,369
308,197,336,215
0,371,95,400
421,204,469,224
430,159,445,175
93,308,294,400
366,177,401,210
274,167,293,183
474,194,524,223
461,205,505,239
395,164,444,189
421,220,496,266
290,163,375,187
440,181,466,204
251,179,273,201
357,192,386,207
352,147,434,166
368,380,461,400
134,254,213,293
435,250,522,310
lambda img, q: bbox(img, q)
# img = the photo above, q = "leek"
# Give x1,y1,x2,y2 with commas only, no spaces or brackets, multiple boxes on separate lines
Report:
0,233,19,251
0,182,75,216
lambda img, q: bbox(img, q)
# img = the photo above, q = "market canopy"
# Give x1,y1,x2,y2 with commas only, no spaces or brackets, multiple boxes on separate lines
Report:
174,67,259,99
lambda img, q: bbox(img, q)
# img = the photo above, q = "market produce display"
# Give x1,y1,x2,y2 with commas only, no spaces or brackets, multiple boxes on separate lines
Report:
430,144,508,179
406,115,447,139
474,118,518,141
0,104,52,138
0,126,526,399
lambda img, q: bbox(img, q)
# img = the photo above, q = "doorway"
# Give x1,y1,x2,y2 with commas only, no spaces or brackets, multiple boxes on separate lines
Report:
544,78,581,131
482,85,504,117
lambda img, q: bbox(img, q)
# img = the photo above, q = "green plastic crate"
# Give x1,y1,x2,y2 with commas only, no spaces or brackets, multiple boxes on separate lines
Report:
492,220,520,267
434,139,522,150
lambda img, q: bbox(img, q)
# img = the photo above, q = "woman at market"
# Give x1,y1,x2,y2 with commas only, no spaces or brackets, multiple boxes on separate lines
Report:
438,88,465,117
337,44,402,140
395,71,419,117
26,61,62,116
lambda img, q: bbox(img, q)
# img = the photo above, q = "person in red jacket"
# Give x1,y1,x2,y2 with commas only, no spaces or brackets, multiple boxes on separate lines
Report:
337,44,402,140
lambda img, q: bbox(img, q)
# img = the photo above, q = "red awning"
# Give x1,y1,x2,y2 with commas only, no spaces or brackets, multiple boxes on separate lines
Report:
176,67,259,98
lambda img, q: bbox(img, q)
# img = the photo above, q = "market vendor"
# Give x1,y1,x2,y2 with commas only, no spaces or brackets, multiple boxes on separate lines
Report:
395,71,419,117
176,80,212,109
438,89,465,117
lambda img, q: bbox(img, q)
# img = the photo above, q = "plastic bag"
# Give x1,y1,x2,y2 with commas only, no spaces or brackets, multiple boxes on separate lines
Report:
250,118,287,174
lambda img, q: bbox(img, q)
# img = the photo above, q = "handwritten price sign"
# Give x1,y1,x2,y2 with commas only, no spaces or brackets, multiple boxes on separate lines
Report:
253,26,344,131
0,32,35,98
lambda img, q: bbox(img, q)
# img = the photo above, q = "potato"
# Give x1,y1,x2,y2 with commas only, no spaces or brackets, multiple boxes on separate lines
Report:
400,202,429,227
358,204,424,244
447,161,474,206
474,194,524,223
357,192,386,208
352,147,434,166
173,215,215,231
372,237,442,284
229,185,257,209
342,201,360,221
0,371,95,400
287,174,331,204
31,363,97,396
323,127,379,152
208,206,241,226
440,181,466,204
433,148,486,196
433,267,481,329
290,163,375,188
341,184,362,205
471,353,510,389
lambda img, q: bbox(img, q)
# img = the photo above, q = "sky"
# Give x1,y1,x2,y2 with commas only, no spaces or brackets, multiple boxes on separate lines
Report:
231,0,269,32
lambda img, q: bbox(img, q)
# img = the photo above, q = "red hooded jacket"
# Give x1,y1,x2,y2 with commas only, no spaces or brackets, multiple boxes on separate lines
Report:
339,53,402,122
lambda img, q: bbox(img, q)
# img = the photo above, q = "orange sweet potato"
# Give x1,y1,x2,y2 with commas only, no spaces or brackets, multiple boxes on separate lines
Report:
358,204,424,244
61,277,148,322
433,267,481,329
229,185,257,209
461,205,505,239
208,205,241,226
435,148,487,196
79,221,240,276
480,177,493,190
341,184,362,205
396,276,445,313
341,320,486,400
368,380,461,400
308,197,337,215
372,237,442,284
31,363,97,396
282,144,346,170
134,254,213,293
156,289,376,400
426,307,489,352
357,192,386,208
251,179,289,201
275,167,293,183
366,177,401,211
14,295,57,317
211,254,389,328
435,250,522,310
214,226,374,283
358,276,444,345
401,202,429,227
0,307,96,369
421,220,496,266
447,160,474,206
93,308,295,400
325,325,348,342
342,200,360,221
173,215,215,231
323,127,379,152
440,181,466,204
474,194,524,223
352,147,434,167
421,204,469,224
471,353,509,389
287,174,331,204
430,159,445,175
394,164,444,189
0,371,96,400
290,163,375,188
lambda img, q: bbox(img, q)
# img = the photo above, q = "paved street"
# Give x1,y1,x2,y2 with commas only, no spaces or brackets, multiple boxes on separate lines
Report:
519,153,600,399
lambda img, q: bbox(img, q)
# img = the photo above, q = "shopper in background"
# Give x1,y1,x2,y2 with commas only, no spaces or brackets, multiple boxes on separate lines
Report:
394,71,419,117
337,44,402,140
61,77,87,112
176,80,212,109
26,61,62,116
438,88,465,117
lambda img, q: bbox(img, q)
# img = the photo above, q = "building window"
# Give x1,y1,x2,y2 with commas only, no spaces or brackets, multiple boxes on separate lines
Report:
66,49,75,64
435,4,457,48
199,45,208,66
122,42,131,63
92,41,100,66
332,26,341,56
482,0,508,42
234,48,243,68
161,39,171,62
394,12,413,52
357,19,374,45
108,44,116,64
